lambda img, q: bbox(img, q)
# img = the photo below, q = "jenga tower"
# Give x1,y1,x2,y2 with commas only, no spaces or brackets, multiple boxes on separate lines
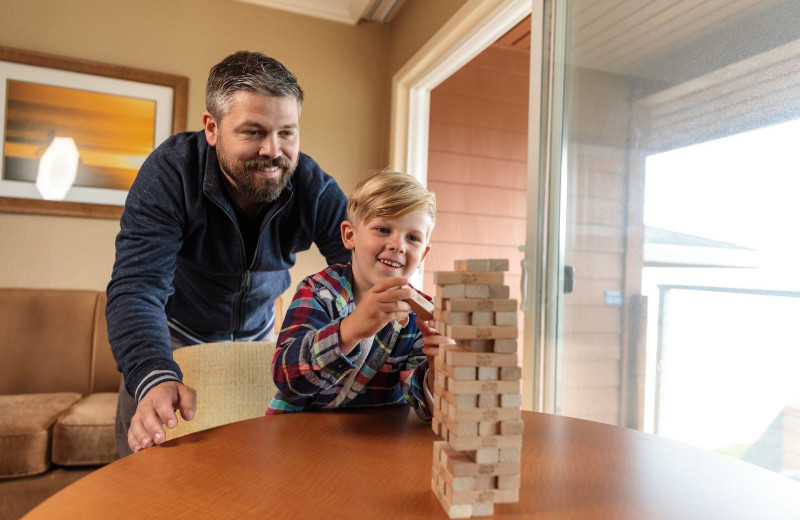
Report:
429,259,522,518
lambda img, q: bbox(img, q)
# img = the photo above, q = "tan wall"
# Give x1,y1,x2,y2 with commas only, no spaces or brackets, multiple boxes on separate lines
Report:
425,42,529,322
0,0,407,296
386,0,469,77
426,42,529,285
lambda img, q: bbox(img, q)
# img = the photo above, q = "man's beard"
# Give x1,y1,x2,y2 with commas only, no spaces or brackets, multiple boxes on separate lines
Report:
218,149,296,204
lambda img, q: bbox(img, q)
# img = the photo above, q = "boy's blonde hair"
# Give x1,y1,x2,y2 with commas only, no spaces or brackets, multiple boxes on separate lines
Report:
347,170,436,238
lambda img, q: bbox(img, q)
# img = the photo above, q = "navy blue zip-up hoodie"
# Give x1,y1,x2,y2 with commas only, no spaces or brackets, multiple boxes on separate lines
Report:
106,131,349,401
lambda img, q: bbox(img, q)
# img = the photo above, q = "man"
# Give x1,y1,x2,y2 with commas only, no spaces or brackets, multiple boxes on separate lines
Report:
106,51,350,456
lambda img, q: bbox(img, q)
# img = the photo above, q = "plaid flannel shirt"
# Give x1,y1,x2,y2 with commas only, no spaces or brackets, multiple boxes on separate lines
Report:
267,263,431,421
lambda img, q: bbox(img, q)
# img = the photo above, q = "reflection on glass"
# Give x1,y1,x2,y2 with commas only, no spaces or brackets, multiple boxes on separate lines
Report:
552,0,800,481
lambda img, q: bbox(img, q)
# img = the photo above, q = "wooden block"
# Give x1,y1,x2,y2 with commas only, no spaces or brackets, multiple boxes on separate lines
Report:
445,350,518,367
424,335,458,348
454,259,509,272
471,311,494,326
450,475,478,492
497,474,521,490
448,487,519,505
477,366,499,381
470,448,500,464
466,284,509,299
500,420,525,436
498,448,521,462
434,295,447,309
439,444,520,476
447,298,518,312
495,311,517,326
434,309,471,325
440,284,466,298
478,394,500,408
478,421,499,436
452,421,479,437
442,471,496,493
435,271,505,285
434,382,478,408
432,479,473,519
452,366,479,381
441,414,498,438
447,430,523,451
447,406,521,423
432,461,500,517
461,340,494,352
470,502,495,517
494,339,518,353
500,394,522,408
405,288,434,320
432,416,442,436
447,325,518,340
500,366,522,381
434,440,445,461
447,379,520,395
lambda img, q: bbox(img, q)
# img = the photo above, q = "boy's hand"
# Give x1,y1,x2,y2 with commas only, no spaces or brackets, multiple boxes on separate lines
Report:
339,277,414,353
416,316,455,392
127,381,197,452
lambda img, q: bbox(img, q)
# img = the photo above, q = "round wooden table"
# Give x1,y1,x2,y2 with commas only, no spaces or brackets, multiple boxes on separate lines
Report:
23,406,800,519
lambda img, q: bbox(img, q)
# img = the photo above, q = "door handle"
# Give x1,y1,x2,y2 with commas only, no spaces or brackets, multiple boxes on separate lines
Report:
564,265,575,294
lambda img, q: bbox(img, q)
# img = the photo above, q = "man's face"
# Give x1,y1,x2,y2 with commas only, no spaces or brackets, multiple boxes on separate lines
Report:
203,91,300,205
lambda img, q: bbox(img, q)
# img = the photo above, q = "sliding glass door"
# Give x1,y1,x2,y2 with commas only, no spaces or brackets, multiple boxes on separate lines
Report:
535,0,800,480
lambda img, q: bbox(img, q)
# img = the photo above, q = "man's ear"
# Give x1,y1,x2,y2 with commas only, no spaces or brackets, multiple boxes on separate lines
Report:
341,221,356,250
202,111,219,146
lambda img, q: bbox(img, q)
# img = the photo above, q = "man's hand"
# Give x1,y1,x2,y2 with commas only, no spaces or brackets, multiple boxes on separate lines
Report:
128,381,197,452
339,277,414,353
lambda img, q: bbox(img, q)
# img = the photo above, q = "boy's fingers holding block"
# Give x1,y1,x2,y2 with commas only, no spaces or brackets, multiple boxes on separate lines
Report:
404,289,435,320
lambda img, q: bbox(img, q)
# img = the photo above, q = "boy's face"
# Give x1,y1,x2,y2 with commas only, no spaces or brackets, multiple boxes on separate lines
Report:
341,211,432,299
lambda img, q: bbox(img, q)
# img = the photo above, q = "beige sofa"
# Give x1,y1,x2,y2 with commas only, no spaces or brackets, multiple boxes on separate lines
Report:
0,288,120,481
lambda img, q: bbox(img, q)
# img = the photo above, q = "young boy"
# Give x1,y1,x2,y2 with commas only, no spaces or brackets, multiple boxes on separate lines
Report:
267,170,442,420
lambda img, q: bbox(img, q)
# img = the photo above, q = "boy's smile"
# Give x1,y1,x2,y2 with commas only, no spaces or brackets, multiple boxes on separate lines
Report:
341,212,432,302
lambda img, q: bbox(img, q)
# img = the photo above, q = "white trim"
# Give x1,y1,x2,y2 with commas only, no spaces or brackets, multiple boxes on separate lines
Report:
523,0,544,413
231,0,401,25
389,0,543,411
233,0,358,25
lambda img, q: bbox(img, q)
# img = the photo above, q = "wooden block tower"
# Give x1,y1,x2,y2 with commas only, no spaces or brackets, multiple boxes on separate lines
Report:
429,259,522,518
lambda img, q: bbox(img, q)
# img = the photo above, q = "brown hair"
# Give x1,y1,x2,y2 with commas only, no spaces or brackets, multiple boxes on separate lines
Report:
205,51,303,120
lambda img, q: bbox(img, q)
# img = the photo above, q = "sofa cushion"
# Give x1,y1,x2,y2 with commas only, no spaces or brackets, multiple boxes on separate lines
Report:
0,289,98,395
0,393,82,479
52,393,117,466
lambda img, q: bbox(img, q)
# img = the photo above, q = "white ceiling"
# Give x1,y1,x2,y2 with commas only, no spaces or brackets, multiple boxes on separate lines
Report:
567,0,786,75
232,0,789,78
231,0,406,25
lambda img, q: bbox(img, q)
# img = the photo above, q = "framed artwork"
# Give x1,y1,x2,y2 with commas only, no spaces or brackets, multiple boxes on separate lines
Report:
0,46,188,219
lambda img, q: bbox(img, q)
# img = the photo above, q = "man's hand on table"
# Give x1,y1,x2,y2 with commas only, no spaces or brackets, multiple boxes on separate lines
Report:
128,381,197,452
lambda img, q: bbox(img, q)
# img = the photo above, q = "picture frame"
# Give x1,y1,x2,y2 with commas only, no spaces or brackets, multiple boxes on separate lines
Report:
0,46,188,219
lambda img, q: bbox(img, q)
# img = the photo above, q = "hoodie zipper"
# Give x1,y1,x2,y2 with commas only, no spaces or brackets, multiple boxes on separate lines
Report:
216,192,294,338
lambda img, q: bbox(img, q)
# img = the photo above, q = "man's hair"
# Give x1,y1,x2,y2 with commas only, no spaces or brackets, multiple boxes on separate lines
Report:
205,51,304,120
347,170,436,238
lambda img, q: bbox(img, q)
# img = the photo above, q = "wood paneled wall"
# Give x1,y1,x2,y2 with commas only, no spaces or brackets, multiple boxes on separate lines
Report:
425,41,529,342
426,27,631,427
559,66,632,426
